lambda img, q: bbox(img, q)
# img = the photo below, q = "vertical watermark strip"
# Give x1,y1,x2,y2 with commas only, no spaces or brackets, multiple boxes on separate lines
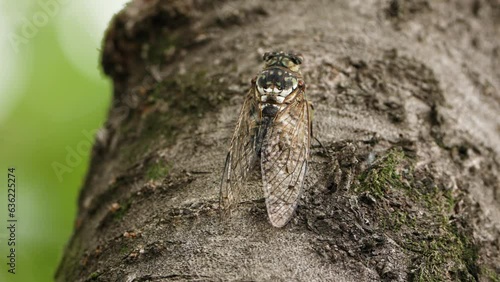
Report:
6,167,17,274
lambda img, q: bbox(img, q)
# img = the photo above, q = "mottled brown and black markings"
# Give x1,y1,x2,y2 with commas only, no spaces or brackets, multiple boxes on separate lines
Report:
221,51,312,227
384,0,431,28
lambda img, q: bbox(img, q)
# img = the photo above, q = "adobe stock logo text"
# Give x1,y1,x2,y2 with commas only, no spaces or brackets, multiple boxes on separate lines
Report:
9,0,71,53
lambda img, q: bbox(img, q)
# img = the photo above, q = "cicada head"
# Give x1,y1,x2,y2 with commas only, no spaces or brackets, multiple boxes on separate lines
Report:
255,51,304,103
263,51,303,73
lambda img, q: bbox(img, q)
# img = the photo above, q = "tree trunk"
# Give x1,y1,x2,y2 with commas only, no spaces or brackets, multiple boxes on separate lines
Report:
56,0,500,281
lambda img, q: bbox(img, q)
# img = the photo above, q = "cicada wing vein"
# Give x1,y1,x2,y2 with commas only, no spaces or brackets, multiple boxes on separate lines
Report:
220,90,259,217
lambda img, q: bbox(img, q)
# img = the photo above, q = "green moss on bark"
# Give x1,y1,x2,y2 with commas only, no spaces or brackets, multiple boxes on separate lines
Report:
482,267,500,282
356,148,480,281
146,161,171,180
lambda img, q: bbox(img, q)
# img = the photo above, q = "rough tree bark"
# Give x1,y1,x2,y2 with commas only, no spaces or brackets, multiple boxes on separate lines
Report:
56,0,500,281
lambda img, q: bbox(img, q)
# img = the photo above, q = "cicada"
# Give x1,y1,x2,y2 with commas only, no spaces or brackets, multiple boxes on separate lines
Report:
220,51,312,227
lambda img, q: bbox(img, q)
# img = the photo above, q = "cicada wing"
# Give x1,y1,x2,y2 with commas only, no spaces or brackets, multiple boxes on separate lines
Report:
261,99,311,227
220,90,259,214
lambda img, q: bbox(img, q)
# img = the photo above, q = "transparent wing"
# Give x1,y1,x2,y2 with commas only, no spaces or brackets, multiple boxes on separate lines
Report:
261,98,312,227
220,89,258,214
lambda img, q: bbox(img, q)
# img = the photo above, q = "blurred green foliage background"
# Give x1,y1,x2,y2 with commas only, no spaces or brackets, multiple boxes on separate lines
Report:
0,1,128,281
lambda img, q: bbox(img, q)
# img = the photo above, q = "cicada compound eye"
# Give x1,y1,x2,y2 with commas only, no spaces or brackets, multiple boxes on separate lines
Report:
290,53,304,65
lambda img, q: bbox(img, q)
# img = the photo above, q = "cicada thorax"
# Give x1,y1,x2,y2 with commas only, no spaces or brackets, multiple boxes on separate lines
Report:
253,66,304,155
255,67,302,105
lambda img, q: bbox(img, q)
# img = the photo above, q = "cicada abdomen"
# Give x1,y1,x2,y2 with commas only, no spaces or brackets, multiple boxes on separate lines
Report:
220,51,312,228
